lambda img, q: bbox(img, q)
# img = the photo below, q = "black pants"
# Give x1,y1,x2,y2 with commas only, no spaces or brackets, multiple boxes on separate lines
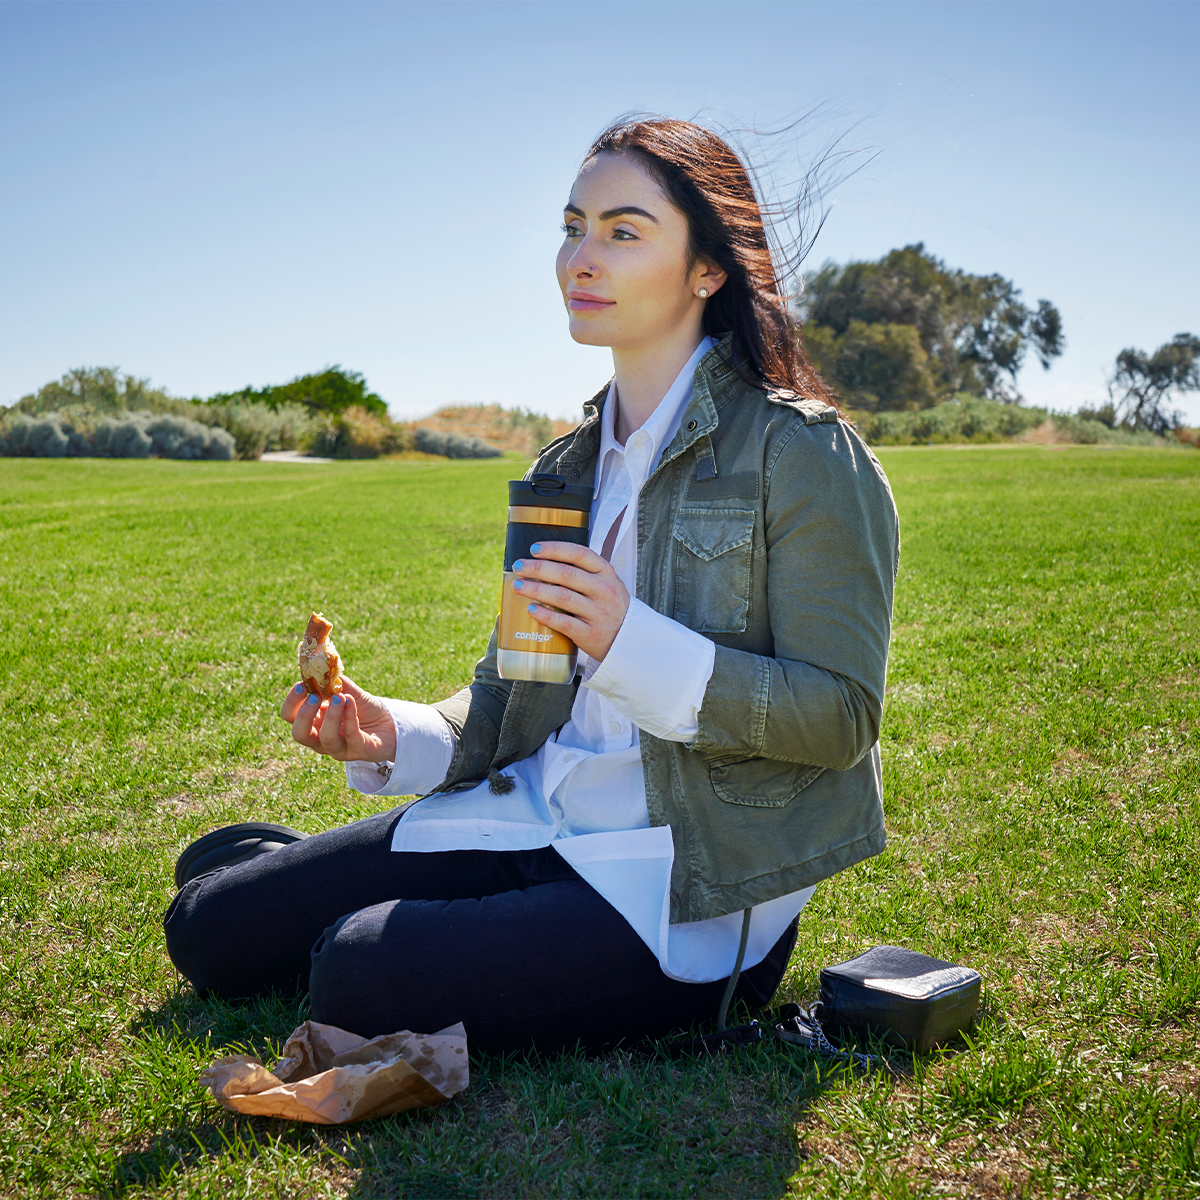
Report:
164,807,799,1054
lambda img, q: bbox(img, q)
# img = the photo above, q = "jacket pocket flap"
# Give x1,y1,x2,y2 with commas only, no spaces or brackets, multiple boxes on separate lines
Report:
674,508,756,562
710,757,826,808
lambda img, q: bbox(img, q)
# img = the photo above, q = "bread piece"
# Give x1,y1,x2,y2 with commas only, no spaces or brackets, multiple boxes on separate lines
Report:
297,612,344,699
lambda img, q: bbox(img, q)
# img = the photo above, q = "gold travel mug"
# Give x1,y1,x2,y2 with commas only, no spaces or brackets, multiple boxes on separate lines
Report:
497,473,592,683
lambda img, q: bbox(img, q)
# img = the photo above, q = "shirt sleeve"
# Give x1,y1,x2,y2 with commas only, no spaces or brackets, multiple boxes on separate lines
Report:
581,597,716,742
343,698,457,797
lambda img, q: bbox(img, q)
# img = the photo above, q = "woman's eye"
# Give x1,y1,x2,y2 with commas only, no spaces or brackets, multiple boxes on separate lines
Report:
613,228,637,241
560,223,583,238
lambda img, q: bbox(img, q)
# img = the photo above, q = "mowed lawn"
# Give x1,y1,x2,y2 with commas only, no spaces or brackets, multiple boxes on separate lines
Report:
1,445,1197,1199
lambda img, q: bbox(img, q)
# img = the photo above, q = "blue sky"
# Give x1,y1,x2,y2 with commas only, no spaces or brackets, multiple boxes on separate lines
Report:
2,0,1198,422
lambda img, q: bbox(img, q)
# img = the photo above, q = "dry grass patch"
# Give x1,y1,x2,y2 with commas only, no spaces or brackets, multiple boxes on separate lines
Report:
415,404,576,458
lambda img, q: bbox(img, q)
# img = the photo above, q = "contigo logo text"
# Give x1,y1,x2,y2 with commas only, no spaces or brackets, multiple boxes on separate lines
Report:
514,631,553,642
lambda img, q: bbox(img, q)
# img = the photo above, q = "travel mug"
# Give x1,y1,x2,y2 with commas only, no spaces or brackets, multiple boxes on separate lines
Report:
497,473,592,683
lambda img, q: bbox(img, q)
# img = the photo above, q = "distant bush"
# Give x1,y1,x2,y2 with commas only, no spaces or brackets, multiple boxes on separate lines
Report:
0,412,234,459
194,401,319,460
338,406,414,457
11,366,179,417
851,394,1164,447
1,416,72,457
306,406,414,458
141,414,235,460
415,405,554,457
413,427,502,459
206,366,389,418
853,395,1046,444
1047,412,1158,446
91,417,153,458
5,367,332,461
0,364,436,462
1075,401,1117,428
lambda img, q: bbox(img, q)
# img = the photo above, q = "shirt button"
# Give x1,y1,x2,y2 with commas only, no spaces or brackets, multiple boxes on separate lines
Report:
610,721,621,733
564,752,575,763
613,555,625,568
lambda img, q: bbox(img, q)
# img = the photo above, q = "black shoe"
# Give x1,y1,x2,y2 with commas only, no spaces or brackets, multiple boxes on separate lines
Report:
174,822,310,889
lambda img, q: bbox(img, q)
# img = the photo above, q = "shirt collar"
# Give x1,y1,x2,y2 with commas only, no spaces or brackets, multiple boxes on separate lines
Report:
595,336,716,494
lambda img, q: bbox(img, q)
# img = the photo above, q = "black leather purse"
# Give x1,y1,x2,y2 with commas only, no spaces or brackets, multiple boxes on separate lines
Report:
668,941,981,1060
815,945,981,1053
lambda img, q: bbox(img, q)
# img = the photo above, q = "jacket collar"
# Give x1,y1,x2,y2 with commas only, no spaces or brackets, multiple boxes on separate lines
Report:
554,387,606,485
659,334,735,464
556,333,741,483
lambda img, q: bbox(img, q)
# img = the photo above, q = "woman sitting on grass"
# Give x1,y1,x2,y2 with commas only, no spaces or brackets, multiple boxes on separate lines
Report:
165,116,900,1053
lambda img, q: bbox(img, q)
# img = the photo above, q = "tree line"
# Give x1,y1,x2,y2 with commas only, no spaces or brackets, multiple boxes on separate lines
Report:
5,247,1197,460
798,243,1198,434
1,367,501,460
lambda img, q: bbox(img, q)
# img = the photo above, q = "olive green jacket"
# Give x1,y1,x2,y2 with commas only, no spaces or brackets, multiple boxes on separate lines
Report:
432,338,900,923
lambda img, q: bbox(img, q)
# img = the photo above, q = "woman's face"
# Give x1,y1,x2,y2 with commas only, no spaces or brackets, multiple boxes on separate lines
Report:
556,152,710,353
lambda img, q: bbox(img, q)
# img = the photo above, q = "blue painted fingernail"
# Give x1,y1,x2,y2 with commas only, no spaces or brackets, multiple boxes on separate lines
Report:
530,543,542,554
331,694,343,706
306,693,320,706
513,579,524,590
293,683,306,695
512,559,524,571
527,603,538,614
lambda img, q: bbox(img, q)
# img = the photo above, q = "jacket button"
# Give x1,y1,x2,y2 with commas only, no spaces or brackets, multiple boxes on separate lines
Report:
687,419,697,431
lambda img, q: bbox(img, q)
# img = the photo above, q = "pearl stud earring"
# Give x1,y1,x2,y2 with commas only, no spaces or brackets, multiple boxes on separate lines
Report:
698,288,709,298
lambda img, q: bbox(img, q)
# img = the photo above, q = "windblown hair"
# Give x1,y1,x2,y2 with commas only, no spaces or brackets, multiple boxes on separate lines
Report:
585,116,834,405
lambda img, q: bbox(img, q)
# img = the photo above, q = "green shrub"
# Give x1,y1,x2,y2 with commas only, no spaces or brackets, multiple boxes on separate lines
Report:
140,414,235,460
852,394,1167,447
1050,412,1161,445
193,401,319,460
0,416,73,457
91,417,152,458
413,427,502,458
0,411,234,459
5,366,378,461
304,407,414,458
10,366,177,417
855,394,1046,444
205,366,389,418
336,406,412,457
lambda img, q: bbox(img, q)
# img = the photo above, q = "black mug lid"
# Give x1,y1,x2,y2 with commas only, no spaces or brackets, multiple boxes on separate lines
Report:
509,473,592,512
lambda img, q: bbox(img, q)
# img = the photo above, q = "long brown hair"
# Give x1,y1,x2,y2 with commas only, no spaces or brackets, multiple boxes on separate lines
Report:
584,116,834,405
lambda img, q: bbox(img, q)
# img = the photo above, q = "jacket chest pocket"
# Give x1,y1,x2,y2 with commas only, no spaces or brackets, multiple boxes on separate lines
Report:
672,507,756,634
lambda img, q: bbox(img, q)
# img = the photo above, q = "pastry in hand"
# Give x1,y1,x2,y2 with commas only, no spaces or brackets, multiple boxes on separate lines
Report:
297,612,344,699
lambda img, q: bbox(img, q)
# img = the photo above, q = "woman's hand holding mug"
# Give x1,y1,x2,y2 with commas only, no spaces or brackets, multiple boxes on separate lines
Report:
510,541,630,662
280,676,396,762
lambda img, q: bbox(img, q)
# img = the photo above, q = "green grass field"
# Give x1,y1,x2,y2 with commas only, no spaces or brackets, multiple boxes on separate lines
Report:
1,446,1197,1199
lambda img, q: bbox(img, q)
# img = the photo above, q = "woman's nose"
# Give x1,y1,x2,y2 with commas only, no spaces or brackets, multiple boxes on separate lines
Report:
566,238,599,279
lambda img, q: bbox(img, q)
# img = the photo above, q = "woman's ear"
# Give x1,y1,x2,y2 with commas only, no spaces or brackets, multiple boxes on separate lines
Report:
693,260,728,300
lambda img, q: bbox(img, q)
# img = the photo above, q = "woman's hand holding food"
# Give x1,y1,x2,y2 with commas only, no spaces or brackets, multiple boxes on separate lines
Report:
511,541,630,662
281,676,397,762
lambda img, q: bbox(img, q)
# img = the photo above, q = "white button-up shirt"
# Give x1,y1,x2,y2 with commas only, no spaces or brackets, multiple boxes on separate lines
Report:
346,338,813,981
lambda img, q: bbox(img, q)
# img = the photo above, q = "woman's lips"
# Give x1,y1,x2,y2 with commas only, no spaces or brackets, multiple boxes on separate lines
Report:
567,293,615,312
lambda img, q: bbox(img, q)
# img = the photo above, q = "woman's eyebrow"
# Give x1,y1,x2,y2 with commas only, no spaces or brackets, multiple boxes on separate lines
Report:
562,202,660,225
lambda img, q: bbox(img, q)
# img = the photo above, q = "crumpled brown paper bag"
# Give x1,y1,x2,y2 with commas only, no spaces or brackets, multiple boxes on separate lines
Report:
199,1019,469,1123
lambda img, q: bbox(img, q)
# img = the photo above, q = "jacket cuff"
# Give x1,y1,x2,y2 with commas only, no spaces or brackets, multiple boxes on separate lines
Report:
692,644,771,756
